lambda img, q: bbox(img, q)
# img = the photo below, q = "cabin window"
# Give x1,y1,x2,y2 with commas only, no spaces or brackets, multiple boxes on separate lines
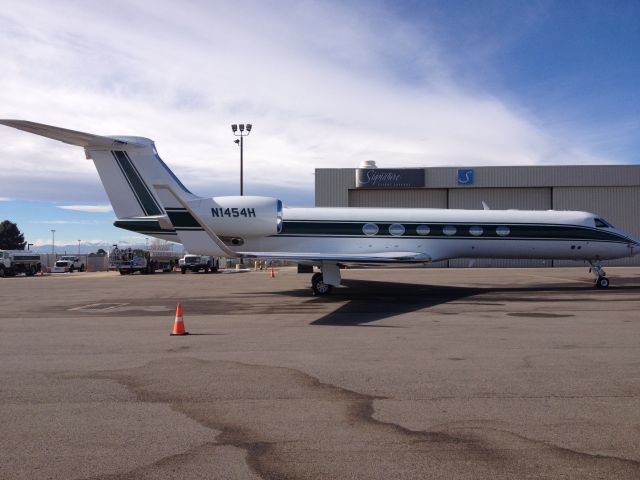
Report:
496,226,510,236
594,218,613,228
443,225,457,236
362,223,379,236
469,226,483,236
416,225,431,236
388,223,405,236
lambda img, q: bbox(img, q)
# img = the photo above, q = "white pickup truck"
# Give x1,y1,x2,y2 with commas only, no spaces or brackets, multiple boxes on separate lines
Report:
178,254,218,274
57,255,85,272
0,250,42,277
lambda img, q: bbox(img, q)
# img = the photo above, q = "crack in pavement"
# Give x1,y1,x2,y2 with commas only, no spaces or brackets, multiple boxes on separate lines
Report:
79,358,640,479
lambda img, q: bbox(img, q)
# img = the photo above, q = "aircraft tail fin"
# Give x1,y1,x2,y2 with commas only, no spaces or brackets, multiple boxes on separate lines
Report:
0,120,199,219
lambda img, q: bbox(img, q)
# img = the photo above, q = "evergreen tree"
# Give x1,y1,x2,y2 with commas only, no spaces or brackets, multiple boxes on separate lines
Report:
0,220,27,250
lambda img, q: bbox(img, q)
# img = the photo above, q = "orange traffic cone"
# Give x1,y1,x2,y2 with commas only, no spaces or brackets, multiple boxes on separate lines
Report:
170,303,189,336
270,266,275,278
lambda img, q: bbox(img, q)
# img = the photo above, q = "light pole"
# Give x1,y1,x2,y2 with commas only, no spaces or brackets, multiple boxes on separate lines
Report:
231,123,252,196
27,243,33,251
77,240,81,256
51,230,56,257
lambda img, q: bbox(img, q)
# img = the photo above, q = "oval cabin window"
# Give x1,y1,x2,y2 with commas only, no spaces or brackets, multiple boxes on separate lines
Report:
496,226,511,236
469,226,483,236
443,225,457,236
416,225,431,236
362,223,379,236
388,223,405,236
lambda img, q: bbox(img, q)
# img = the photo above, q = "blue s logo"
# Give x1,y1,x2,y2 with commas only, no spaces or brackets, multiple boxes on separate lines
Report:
457,169,474,185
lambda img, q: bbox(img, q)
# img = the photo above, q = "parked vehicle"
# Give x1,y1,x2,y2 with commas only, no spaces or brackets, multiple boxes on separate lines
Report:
58,255,85,272
179,254,218,274
0,250,42,277
51,259,74,273
110,247,180,275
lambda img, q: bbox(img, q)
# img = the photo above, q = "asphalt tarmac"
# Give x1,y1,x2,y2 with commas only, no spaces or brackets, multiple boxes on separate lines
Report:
1,267,640,479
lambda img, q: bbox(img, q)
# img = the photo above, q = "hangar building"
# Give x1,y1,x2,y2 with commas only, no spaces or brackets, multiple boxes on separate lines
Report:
315,163,640,267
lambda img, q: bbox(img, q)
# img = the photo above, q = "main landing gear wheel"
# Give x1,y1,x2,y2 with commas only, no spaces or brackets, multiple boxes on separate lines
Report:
311,272,333,296
595,277,610,289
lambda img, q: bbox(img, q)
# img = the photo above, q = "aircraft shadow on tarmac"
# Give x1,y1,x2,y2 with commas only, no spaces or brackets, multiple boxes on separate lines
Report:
273,278,640,327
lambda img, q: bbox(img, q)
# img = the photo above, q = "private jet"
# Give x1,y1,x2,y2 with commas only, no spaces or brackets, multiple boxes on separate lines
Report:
1,120,638,295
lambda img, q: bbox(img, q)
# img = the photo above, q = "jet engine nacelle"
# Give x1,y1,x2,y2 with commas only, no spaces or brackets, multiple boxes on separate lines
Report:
205,196,283,237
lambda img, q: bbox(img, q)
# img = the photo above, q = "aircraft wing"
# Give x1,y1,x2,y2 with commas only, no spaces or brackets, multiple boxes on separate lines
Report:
237,251,431,263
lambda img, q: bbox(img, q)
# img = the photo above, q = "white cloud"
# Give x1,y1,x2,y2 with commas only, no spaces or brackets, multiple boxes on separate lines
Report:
29,220,108,225
58,204,113,213
0,197,12,201
0,0,619,205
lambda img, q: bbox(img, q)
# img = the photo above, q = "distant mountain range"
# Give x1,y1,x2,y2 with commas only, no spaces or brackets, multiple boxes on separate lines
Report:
30,241,185,255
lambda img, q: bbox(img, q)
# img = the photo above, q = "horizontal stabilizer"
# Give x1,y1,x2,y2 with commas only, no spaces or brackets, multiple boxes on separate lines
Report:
0,119,137,148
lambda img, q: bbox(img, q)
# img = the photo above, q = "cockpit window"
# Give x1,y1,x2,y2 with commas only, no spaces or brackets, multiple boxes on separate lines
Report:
594,218,613,228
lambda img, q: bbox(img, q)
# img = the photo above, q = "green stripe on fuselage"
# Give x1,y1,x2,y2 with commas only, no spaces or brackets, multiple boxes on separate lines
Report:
279,221,628,242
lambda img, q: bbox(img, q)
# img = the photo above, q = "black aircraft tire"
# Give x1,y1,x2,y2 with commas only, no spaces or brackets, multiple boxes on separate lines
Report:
312,272,333,295
0,267,4,278
596,277,610,288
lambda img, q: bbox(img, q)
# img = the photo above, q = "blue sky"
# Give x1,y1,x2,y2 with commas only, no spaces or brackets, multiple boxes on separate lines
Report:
0,0,638,251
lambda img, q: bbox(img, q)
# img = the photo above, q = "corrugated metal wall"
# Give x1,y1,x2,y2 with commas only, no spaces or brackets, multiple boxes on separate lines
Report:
349,189,447,208
425,165,640,188
448,188,551,210
315,169,354,207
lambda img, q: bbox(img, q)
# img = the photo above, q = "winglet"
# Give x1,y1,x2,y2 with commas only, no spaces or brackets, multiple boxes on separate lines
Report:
482,201,490,210
153,183,237,257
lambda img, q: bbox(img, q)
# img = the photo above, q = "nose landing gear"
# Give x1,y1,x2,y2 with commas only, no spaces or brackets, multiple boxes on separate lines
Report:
589,262,610,288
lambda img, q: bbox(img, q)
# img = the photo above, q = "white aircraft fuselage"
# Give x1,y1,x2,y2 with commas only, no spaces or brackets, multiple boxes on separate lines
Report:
135,200,636,263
